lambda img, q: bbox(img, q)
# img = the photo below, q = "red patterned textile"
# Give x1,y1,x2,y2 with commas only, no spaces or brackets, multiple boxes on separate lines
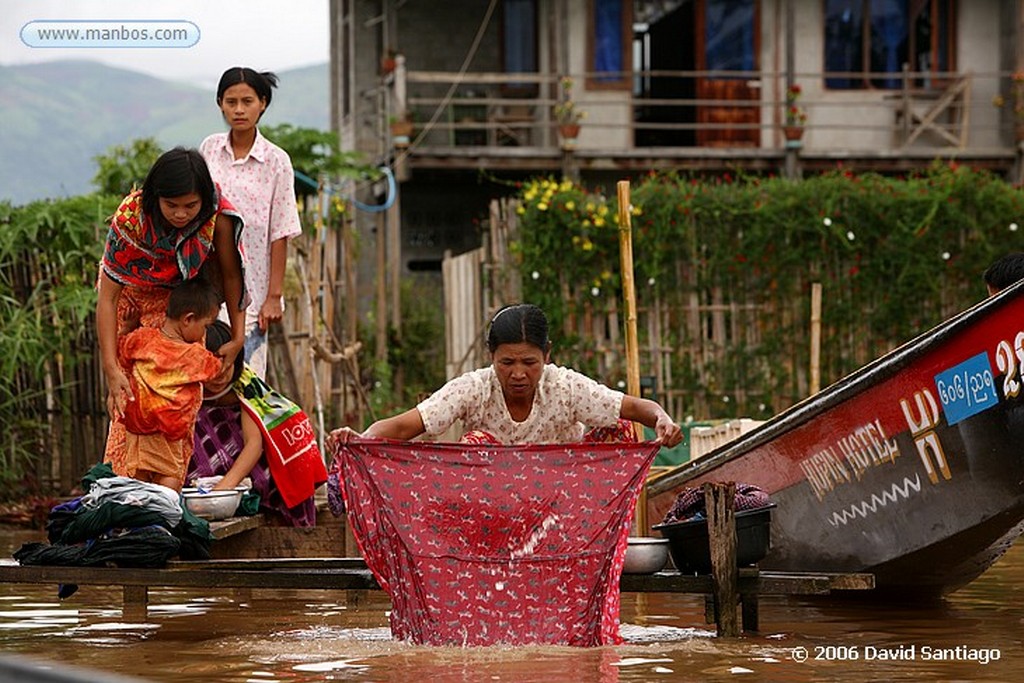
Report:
101,187,243,291
334,437,659,646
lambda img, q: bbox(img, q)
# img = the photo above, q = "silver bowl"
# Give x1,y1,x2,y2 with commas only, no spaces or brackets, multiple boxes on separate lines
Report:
181,489,242,520
622,537,670,574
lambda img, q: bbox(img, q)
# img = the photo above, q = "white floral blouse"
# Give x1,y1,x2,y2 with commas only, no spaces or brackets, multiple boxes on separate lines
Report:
417,364,624,444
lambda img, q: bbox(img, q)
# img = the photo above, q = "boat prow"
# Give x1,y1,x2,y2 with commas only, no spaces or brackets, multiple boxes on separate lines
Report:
648,281,1024,596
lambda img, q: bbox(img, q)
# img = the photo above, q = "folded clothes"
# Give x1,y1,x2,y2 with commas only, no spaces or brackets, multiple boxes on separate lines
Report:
661,483,771,525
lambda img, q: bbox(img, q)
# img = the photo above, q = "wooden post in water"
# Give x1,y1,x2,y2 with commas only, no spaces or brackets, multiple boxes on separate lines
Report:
810,282,822,395
617,180,647,533
704,481,739,637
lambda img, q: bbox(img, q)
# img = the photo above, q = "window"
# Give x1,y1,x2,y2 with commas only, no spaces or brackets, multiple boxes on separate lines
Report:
825,0,955,90
503,0,537,76
704,0,756,76
589,0,632,88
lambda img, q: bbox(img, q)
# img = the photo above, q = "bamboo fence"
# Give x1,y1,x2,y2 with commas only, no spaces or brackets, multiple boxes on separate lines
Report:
15,191,364,495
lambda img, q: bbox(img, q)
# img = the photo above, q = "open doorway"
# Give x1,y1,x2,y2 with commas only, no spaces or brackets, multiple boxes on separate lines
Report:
634,0,760,148
634,1,696,146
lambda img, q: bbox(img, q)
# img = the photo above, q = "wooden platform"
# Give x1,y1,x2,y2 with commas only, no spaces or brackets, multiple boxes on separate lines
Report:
1,487,875,636
206,511,359,559
0,556,872,632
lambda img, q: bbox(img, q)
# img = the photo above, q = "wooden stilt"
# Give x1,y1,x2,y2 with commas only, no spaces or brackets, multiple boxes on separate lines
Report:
704,482,739,637
122,584,148,621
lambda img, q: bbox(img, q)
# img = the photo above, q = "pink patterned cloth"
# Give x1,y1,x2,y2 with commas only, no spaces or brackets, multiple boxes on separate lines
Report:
333,437,659,646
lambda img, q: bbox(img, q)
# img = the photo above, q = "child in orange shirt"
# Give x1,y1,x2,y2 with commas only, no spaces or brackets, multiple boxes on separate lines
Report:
117,278,222,491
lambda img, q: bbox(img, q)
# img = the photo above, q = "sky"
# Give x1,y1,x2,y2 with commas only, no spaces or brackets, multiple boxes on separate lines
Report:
0,0,330,87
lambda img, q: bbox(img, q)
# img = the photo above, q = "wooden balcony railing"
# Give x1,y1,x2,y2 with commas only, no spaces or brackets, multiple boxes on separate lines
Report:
382,66,1019,164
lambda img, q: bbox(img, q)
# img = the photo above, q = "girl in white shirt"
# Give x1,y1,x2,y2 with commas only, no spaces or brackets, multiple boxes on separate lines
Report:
200,67,303,378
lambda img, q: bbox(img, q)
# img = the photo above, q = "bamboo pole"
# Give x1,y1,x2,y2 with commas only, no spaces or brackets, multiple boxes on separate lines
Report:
617,180,647,534
810,281,822,395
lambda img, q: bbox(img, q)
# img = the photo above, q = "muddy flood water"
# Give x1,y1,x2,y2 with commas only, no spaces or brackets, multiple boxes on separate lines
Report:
0,525,1022,682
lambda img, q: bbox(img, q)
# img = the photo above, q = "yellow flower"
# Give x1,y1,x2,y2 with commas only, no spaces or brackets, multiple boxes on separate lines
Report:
631,205,643,216
594,216,606,227
581,238,594,251
565,200,575,210
516,205,526,215
538,202,548,211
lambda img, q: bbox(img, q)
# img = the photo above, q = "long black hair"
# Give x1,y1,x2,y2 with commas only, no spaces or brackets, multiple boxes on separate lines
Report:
486,304,549,353
140,147,217,228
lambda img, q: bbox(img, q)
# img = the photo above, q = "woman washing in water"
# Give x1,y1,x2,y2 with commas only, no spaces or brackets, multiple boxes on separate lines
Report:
97,147,246,480
327,302,682,512
327,303,680,647
329,303,682,447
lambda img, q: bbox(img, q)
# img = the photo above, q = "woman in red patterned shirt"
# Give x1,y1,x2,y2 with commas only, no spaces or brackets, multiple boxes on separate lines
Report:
96,147,246,477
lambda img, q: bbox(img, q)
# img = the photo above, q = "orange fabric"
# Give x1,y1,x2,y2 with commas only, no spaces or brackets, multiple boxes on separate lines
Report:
122,433,190,481
104,286,174,476
105,311,220,483
119,327,221,440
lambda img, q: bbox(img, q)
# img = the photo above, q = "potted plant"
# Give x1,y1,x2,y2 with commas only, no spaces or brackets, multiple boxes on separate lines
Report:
993,71,1024,141
782,84,807,143
389,114,414,148
554,77,586,148
381,50,398,75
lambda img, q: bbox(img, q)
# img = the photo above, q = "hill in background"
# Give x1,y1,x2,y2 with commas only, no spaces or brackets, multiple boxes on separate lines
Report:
0,60,330,205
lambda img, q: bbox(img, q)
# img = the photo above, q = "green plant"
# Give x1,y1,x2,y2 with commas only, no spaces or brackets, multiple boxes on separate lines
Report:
785,84,807,126
553,77,586,126
261,124,379,182
360,277,446,424
992,71,1024,121
510,165,1021,419
92,138,163,195
0,193,115,500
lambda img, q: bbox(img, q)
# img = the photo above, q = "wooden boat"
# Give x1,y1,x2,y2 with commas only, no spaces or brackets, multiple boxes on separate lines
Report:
647,280,1024,596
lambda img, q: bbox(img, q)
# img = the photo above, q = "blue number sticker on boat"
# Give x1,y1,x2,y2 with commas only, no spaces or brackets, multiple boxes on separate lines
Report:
934,352,998,425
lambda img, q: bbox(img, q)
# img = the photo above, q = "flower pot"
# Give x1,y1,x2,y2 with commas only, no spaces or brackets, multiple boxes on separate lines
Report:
782,125,805,142
558,123,581,150
390,121,414,148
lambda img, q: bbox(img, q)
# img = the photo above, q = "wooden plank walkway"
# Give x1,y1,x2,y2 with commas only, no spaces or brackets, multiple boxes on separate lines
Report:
0,485,876,635
0,557,872,632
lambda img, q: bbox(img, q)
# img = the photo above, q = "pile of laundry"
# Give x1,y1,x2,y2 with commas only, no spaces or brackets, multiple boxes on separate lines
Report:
13,463,212,577
660,483,772,524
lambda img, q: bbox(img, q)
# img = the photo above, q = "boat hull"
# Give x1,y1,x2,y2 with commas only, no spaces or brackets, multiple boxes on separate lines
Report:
648,283,1024,595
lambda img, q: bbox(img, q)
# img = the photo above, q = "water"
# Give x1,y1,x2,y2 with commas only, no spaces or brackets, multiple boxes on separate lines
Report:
1,526,1021,682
